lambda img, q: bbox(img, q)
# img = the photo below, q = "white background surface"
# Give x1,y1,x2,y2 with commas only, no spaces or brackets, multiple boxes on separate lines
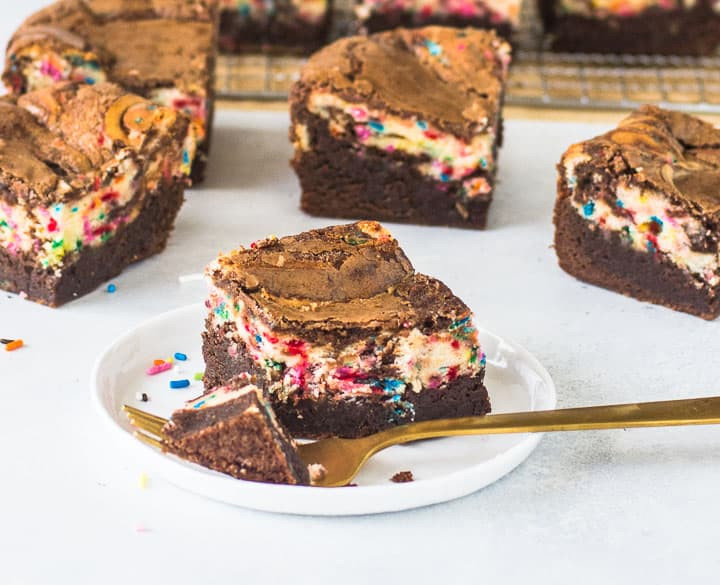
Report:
2,2,720,582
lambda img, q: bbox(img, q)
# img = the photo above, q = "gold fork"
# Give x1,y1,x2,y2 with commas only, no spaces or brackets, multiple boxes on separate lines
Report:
124,396,720,487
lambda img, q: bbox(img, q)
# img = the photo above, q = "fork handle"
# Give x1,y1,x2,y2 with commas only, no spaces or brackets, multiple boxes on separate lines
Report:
375,396,720,448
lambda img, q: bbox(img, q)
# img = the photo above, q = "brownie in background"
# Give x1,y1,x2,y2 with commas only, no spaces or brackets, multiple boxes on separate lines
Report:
289,26,511,229
539,0,720,55
554,105,720,319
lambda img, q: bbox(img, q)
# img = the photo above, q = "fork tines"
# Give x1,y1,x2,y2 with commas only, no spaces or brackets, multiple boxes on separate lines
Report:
123,405,169,450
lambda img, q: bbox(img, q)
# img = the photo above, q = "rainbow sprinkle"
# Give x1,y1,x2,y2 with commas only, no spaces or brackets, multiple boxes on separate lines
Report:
146,362,172,376
194,372,204,381
5,339,23,352
170,379,190,389
107,283,117,293
174,352,187,361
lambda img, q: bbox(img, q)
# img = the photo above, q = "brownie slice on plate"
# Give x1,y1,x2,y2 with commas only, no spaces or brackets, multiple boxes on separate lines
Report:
0,81,193,306
202,221,490,439
3,0,217,182
218,0,331,54
163,374,310,485
554,105,720,319
356,0,520,40
538,0,720,55
289,27,511,229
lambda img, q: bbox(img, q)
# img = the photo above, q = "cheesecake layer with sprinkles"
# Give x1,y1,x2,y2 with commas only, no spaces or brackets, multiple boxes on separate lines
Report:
202,221,492,439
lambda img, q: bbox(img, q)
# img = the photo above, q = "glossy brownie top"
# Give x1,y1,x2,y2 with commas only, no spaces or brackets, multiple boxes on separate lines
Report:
208,221,472,334
562,105,720,215
292,26,511,139
0,81,190,206
7,0,215,93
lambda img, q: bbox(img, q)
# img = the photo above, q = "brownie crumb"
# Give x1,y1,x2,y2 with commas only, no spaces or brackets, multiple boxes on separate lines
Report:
390,470,414,483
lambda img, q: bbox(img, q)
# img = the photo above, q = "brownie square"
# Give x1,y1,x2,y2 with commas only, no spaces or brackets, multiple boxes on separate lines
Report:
289,27,511,229
554,105,720,319
218,0,331,55
356,0,521,39
164,374,310,485
0,81,193,306
3,0,218,182
202,221,490,439
538,0,720,55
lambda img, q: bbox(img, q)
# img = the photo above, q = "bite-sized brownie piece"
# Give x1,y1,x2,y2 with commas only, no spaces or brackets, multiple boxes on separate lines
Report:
289,27,511,229
356,0,521,39
218,0,331,55
554,105,720,319
0,81,193,306
538,0,720,55
202,221,490,439
163,374,310,485
3,0,217,182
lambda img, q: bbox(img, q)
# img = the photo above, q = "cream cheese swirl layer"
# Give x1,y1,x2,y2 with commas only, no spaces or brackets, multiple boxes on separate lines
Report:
9,45,107,92
206,282,486,405
564,153,719,287
300,91,496,199
0,155,141,270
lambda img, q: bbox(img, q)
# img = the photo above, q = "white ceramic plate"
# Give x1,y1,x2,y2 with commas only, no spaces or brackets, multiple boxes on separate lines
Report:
92,303,556,516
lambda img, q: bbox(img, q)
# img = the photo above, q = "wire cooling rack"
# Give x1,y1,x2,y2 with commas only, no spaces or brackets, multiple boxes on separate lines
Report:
214,0,720,112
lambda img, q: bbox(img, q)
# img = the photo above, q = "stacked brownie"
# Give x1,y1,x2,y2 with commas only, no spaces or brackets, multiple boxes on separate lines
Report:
539,0,720,55
202,221,490,439
356,0,521,39
0,81,192,306
3,0,218,181
218,0,331,54
164,374,310,485
290,26,511,229
554,105,720,319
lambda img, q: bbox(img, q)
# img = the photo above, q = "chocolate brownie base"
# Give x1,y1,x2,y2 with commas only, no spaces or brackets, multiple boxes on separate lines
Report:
0,183,184,307
554,196,720,319
539,3,720,55
165,389,310,484
292,108,501,229
202,322,491,438
362,12,513,40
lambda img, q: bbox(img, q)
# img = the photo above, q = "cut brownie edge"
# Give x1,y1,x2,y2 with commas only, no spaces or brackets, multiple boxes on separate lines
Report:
0,183,184,307
202,321,491,439
165,379,310,485
292,108,498,229
554,196,720,320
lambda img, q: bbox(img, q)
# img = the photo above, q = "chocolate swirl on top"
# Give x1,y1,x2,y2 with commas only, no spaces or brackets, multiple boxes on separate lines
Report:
293,27,510,140
209,222,471,333
570,105,720,215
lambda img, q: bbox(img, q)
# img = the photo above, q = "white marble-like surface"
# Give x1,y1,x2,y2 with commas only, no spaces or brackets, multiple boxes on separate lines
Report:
3,107,720,584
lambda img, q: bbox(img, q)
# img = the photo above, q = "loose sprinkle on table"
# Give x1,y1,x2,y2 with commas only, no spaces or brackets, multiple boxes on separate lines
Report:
135,392,149,402
194,372,204,381
5,339,23,352
1,338,13,344
146,362,172,376
153,359,165,366
107,283,117,293
170,379,190,389
174,352,187,361
138,473,148,489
